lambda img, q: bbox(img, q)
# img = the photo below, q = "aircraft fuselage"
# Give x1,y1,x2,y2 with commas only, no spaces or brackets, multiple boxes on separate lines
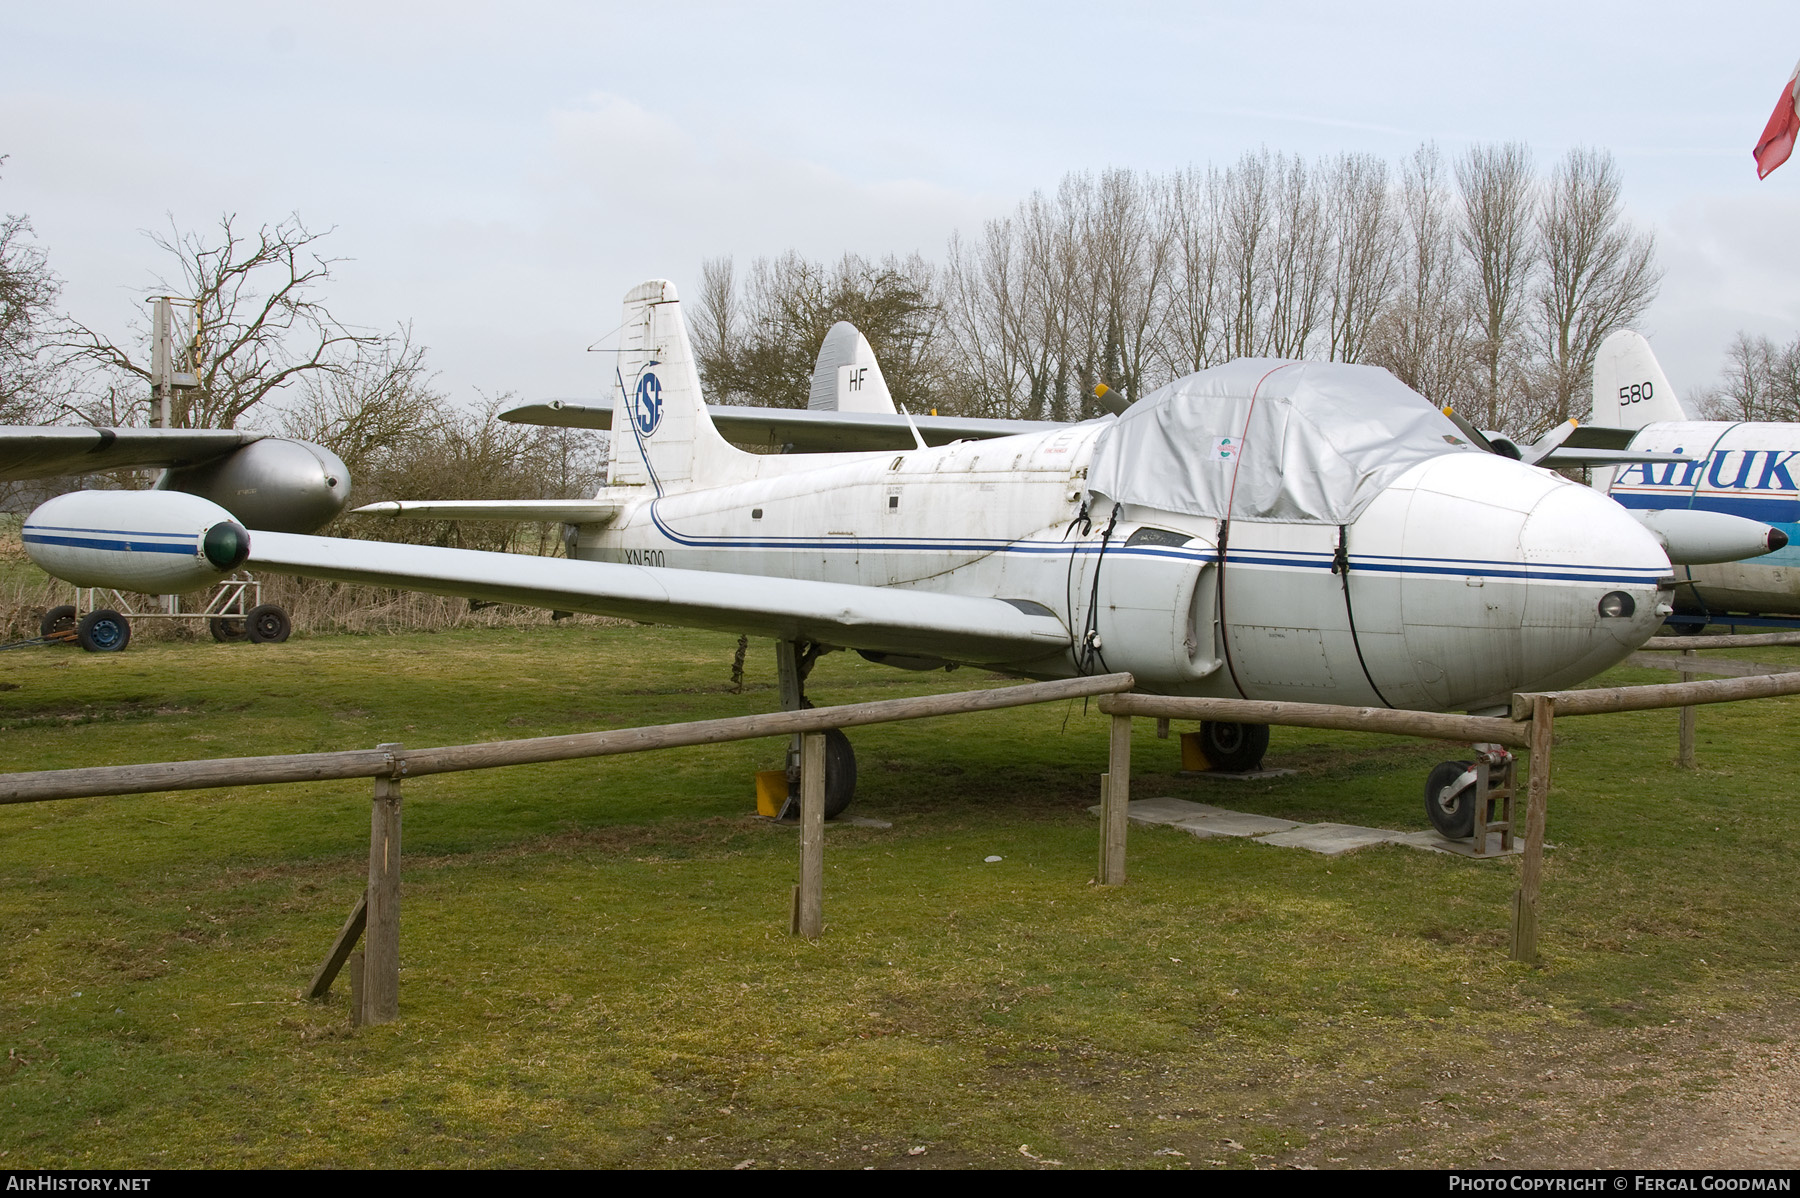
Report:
579,421,1672,713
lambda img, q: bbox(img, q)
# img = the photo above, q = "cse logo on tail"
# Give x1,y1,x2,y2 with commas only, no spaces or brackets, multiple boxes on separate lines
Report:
632,373,663,437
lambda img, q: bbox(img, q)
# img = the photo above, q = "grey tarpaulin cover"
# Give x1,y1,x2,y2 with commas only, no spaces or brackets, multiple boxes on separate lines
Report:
1086,358,1483,526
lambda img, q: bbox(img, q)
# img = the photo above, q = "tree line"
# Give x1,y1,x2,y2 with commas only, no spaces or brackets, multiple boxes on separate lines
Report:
0,193,604,545
700,143,1665,440
2,138,1793,522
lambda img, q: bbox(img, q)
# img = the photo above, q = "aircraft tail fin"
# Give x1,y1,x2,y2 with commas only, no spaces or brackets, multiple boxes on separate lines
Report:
1590,330,1689,430
807,322,898,414
608,280,746,493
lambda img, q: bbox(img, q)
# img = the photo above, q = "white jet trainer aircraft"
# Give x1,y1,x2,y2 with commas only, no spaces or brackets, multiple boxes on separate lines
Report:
23,280,1677,836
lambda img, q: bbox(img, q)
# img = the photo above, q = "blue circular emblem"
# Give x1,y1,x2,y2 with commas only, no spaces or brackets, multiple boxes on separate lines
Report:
634,373,663,437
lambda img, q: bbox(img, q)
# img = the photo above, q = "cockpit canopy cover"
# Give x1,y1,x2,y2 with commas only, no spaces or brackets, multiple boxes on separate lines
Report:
1087,358,1483,526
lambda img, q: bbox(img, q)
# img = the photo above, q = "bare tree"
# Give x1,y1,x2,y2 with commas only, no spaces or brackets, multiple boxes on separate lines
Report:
694,252,943,411
1219,151,1274,360
692,256,740,401
942,221,1032,417
1456,143,1537,430
1159,165,1226,375
56,213,382,429
1324,154,1398,365
1263,155,1331,358
0,165,63,425
1701,331,1800,420
278,326,440,478
1370,144,1472,407
1533,148,1661,428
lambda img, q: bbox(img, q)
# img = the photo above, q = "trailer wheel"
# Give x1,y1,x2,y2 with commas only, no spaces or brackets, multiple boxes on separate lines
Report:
209,617,248,642
40,604,77,641
76,609,131,653
246,604,291,644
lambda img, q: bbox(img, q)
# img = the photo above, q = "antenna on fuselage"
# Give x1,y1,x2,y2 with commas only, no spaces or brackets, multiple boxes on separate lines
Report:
896,405,928,451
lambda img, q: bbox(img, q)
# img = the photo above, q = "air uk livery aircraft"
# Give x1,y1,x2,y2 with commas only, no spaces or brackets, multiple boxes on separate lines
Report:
19,281,1692,836
1579,330,1800,629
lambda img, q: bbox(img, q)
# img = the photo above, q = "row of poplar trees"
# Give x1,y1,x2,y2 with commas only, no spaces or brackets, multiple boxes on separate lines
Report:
696,143,1666,441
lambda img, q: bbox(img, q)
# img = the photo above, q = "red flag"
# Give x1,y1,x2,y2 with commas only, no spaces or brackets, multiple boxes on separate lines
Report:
1754,59,1800,179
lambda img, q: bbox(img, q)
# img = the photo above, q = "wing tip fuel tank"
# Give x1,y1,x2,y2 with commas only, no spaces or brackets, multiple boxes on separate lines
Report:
24,491,250,593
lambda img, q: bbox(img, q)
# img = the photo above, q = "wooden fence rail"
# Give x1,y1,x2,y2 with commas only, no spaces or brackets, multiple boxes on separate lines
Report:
0,671,1136,1027
1641,631,1800,651
1509,671,1800,720
1097,693,1530,748
0,673,1137,805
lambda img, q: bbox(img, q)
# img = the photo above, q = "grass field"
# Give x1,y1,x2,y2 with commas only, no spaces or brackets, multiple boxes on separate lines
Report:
2,621,1798,1168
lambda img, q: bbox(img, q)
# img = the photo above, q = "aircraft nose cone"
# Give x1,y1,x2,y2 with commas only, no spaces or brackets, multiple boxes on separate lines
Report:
1771,528,1790,553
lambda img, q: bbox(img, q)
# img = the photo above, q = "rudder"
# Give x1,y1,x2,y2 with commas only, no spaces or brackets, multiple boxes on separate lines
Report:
1590,330,1688,430
609,280,745,493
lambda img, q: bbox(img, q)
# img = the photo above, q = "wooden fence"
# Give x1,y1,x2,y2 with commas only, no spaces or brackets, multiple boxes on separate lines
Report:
0,672,1136,1025
9,647,1800,1023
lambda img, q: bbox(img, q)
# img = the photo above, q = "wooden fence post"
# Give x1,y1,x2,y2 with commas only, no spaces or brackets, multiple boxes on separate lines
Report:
1678,649,1697,768
1098,715,1132,886
794,731,825,940
1510,700,1554,963
363,742,403,1025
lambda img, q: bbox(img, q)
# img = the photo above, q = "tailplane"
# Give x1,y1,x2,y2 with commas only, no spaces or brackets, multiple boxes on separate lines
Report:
1590,330,1689,430
609,280,746,493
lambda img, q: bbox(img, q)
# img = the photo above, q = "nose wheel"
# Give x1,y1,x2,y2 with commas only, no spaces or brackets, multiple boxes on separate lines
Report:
1425,760,1478,838
1425,746,1516,841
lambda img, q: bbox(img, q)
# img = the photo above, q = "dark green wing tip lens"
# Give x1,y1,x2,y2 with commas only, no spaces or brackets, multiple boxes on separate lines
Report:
203,521,252,570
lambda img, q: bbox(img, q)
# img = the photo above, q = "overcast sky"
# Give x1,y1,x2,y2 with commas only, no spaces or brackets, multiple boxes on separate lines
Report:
4,2,1797,417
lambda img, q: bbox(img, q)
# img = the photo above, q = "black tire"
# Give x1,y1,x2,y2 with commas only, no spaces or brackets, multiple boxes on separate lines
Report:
39,604,77,640
1197,721,1270,772
784,728,860,820
246,604,291,644
1425,759,1476,839
1666,620,1708,637
822,727,858,819
75,609,130,653
209,617,248,642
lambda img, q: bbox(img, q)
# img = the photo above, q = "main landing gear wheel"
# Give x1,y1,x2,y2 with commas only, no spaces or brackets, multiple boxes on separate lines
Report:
75,609,131,653
1425,760,1477,839
779,728,859,820
246,604,291,644
819,727,858,819
39,604,76,641
1197,721,1270,773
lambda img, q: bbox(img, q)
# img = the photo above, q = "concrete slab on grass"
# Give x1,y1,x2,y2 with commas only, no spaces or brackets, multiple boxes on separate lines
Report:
1391,829,1527,858
1177,768,1298,781
1256,822,1410,855
1173,809,1303,839
1093,797,1522,859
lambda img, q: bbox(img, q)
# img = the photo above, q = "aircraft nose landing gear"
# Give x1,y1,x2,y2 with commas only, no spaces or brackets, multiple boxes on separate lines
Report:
1425,745,1515,840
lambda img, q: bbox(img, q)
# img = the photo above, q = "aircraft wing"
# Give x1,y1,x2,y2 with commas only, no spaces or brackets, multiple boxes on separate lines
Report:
247,532,1070,663
0,426,259,481
1518,422,1691,468
500,399,1063,452
353,499,624,524
1533,447,1693,468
